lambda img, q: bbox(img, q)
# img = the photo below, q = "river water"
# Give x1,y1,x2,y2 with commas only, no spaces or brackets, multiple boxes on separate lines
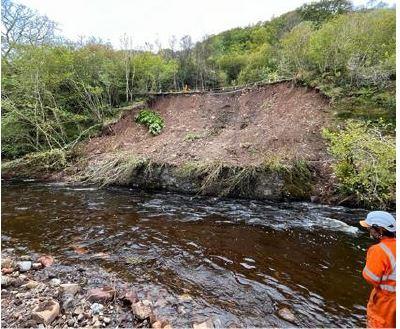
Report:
2,181,374,327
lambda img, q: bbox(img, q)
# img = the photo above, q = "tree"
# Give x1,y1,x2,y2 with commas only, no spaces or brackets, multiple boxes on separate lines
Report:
1,0,58,58
297,0,352,26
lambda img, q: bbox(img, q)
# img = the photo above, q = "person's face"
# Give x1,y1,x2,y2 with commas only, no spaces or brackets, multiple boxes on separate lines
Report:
369,227,383,240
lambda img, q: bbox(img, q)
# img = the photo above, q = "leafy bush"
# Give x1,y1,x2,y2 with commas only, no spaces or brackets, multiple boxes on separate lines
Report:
322,121,395,208
135,110,165,135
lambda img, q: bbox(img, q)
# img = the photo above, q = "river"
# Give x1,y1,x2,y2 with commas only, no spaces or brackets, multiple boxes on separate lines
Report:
2,181,373,327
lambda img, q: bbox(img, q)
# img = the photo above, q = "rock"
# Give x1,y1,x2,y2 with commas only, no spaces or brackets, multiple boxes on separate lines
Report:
32,262,42,270
122,289,139,305
87,287,115,302
193,319,214,329
11,271,20,277
90,303,104,314
132,300,153,320
310,196,319,203
77,313,84,322
67,319,75,327
1,276,13,287
1,257,13,268
38,255,54,267
32,299,60,325
24,280,39,289
152,320,170,329
103,317,111,324
49,278,61,287
73,307,84,315
17,261,32,272
1,267,14,274
20,255,32,261
60,283,80,296
277,307,296,323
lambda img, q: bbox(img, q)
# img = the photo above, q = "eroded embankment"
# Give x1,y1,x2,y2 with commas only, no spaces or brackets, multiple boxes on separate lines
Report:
3,82,333,201
73,82,332,201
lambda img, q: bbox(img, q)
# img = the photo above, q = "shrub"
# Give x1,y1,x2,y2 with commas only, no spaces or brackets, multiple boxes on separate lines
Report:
322,120,395,208
135,109,165,135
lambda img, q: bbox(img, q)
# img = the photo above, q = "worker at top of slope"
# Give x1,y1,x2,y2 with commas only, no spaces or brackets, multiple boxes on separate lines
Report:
360,211,396,328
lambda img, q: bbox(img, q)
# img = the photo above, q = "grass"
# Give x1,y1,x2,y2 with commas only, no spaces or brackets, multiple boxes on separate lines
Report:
184,132,202,142
2,149,68,176
80,152,148,186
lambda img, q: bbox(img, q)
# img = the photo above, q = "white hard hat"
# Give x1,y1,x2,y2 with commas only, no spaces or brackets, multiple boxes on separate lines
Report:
360,211,396,232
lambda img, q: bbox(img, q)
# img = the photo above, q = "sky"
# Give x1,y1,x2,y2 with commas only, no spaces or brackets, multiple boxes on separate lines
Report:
18,0,397,49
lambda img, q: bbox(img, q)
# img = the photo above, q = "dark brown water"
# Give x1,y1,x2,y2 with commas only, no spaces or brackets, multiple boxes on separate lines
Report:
2,181,374,327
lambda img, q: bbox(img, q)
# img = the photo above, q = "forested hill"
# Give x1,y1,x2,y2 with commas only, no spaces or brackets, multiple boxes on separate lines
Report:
1,0,396,208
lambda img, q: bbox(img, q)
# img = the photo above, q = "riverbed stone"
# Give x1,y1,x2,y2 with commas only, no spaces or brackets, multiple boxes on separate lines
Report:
32,262,42,270
60,283,80,296
1,267,14,274
38,255,54,267
278,307,296,323
32,299,60,325
20,255,32,261
132,300,153,320
17,261,32,272
91,303,104,314
122,289,139,305
49,278,61,287
1,276,13,287
88,287,115,302
24,280,39,289
1,257,14,269
193,319,214,329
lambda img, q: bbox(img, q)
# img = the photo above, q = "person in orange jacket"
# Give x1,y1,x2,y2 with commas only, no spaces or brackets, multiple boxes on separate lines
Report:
360,211,396,328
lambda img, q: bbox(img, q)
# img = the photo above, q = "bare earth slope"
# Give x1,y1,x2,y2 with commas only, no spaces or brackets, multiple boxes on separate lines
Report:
85,82,330,166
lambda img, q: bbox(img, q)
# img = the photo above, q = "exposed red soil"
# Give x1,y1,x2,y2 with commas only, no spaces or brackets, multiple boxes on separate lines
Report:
84,82,331,166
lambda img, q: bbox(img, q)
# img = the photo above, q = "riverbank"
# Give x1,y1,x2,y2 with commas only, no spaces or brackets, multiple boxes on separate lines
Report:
1,248,209,328
2,82,338,204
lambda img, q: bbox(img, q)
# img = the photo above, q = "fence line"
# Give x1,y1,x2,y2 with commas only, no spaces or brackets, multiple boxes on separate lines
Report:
132,78,292,97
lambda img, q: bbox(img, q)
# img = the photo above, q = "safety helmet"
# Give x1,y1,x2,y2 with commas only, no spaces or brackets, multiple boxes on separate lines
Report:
360,211,396,232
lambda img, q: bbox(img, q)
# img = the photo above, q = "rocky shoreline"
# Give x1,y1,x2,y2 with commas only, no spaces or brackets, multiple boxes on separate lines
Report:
1,248,217,329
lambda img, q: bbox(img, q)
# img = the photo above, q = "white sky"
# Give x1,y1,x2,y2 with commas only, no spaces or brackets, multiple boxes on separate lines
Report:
17,0,396,49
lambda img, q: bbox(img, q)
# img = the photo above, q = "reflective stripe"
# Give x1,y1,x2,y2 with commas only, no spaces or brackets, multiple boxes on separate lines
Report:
382,273,396,281
379,243,396,271
379,284,396,292
363,266,382,282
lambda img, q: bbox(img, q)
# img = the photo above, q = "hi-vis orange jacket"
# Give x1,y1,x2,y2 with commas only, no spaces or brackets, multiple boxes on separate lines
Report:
362,237,396,328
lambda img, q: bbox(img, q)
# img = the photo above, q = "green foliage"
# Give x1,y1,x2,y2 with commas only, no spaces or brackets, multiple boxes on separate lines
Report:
2,149,68,177
297,0,352,26
322,121,395,208
135,109,165,135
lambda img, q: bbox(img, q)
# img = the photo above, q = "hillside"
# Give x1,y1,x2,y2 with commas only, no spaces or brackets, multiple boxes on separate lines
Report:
85,82,330,166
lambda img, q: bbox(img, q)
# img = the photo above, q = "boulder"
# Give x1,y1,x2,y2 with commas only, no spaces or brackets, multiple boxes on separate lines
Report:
32,299,60,325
